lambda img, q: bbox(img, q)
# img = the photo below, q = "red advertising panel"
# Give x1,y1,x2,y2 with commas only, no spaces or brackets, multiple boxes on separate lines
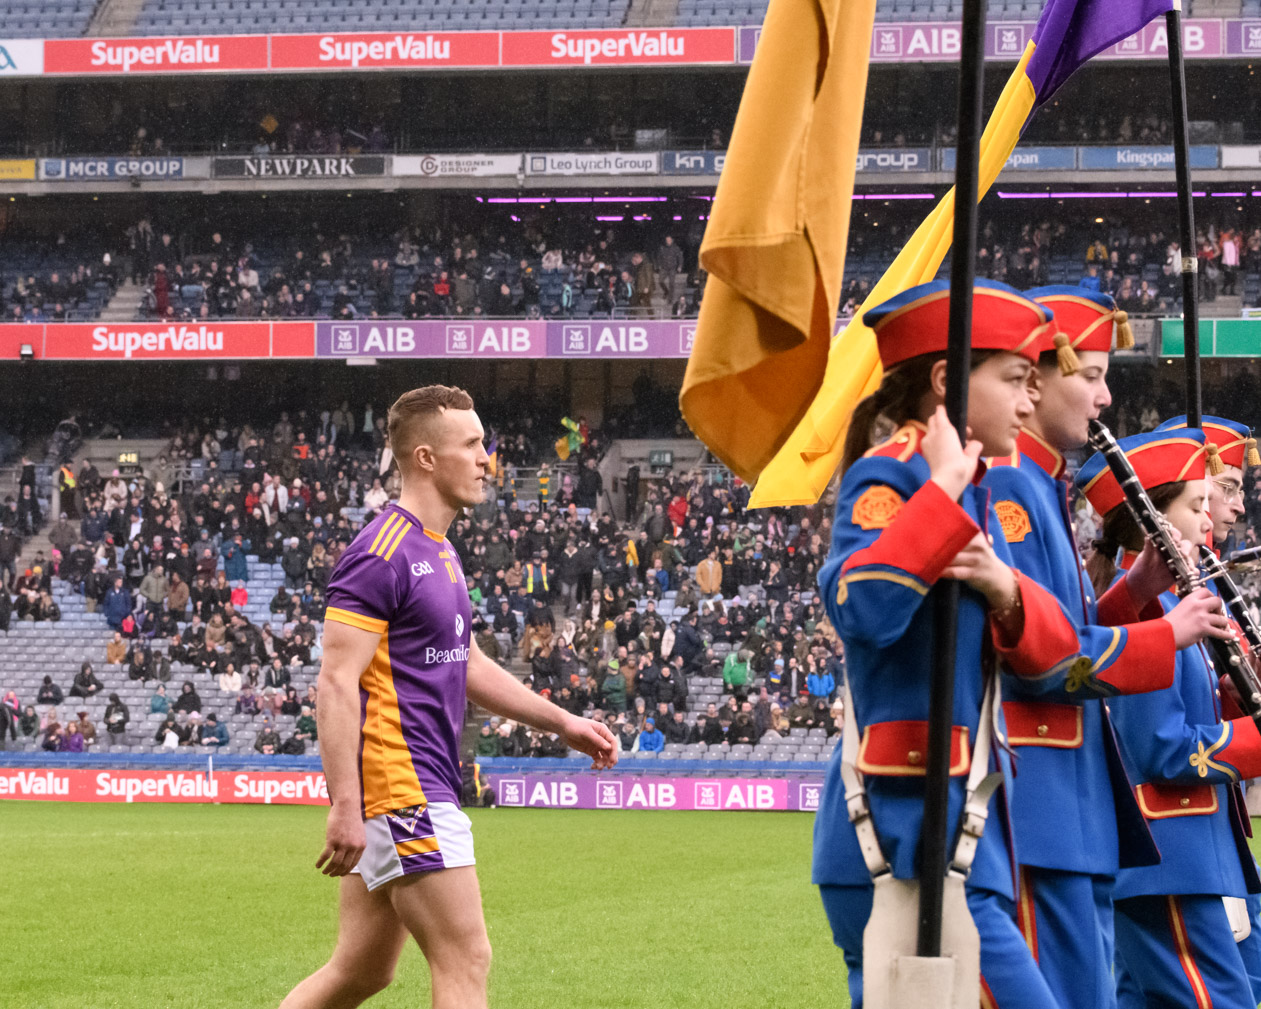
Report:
0,768,329,805
270,30,500,70
271,321,317,358
501,27,734,66
44,35,269,75
0,323,42,360
43,322,273,360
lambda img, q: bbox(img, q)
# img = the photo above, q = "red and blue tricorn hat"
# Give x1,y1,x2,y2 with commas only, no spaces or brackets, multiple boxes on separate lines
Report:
1153,415,1261,475
863,278,1054,370
1077,428,1210,517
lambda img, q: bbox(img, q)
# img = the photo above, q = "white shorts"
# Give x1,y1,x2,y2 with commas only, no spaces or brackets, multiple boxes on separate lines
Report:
352,802,476,892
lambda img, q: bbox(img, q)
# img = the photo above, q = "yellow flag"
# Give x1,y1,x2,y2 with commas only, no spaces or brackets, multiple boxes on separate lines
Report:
679,0,877,483
749,43,1039,507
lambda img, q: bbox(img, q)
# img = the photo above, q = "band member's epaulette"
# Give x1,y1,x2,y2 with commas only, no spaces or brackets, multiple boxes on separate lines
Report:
863,423,923,463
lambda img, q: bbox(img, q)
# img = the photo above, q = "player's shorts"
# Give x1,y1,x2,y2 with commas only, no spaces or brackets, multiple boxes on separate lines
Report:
352,802,476,892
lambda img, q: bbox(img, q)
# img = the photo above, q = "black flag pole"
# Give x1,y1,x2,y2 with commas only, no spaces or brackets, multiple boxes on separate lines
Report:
1165,1,1202,427
917,0,986,958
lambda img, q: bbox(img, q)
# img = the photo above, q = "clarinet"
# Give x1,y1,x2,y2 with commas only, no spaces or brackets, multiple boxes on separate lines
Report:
1085,420,1261,724
1226,545,1261,569
1198,545,1261,715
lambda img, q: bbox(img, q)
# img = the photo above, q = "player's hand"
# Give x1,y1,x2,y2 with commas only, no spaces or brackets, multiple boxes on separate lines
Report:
1126,530,1191,606
1164,588,1237,650
316,802,365,876
922,406,983,502
941,531,1017,609
561,714,619,770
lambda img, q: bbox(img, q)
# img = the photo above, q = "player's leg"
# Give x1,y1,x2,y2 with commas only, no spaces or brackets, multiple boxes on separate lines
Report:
1115,893,1256,1009
1014,866,1118,1008
968,886,1061,1009
818,883,872,1009
279,875,409,1009
388,865,492,1009
1234,888,1261,1001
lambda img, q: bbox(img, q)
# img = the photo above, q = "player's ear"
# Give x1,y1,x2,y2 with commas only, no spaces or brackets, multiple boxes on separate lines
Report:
413,443,436,473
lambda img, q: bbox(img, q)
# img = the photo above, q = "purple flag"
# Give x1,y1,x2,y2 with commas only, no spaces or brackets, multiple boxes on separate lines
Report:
1026,0,1174,107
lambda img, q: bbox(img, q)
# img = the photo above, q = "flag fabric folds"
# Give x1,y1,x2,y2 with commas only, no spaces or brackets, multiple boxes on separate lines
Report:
485,436,499,478
677,0,878,483
746,0,1174,508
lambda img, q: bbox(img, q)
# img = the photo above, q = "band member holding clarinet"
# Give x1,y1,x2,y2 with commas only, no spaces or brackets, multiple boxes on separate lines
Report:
980,287,1235,1008
1152,414,1261,1002
814,280,1134,1009
1079,428,1261,1009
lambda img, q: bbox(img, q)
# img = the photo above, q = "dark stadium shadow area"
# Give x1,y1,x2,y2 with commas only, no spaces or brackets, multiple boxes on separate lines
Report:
0,358,689,442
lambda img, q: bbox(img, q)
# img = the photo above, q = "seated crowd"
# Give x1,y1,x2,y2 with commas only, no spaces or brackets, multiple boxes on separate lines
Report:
0,387,849,760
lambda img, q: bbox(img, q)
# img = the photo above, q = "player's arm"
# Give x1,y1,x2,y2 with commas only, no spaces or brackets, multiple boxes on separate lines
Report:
313,618,379,876
467,637,618,769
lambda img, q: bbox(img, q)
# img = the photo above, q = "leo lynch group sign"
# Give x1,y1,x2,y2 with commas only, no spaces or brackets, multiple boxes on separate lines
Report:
0,320,699,360
1,20,1259,77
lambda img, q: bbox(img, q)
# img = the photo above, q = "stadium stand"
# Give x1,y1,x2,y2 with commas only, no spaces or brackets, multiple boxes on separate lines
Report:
132,0,631,36
0,391,846,768
672,0,1227,27
1,241,119,323
117,207,1261,323
0,0,98,38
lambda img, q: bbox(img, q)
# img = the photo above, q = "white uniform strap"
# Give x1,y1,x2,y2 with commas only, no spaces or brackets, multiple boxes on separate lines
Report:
949,673,1003,879
841,673,892,878
840,669,1003,882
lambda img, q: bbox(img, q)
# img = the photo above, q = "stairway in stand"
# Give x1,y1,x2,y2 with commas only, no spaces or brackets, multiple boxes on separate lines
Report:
98,281,145,323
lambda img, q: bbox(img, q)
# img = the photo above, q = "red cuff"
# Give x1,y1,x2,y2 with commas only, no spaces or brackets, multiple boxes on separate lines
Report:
1220,716,1261,780
841,479,980,586
1097,576,1142,627
993,573,1080,678
1094,619,1176,695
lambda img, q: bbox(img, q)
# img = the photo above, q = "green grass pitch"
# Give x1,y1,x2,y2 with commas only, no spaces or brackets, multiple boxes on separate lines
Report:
3,802,850,1009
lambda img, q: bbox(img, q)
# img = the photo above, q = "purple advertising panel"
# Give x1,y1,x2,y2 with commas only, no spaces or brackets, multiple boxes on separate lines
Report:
1226,19,1261,56
485,773,824,811
316,319,697,359
1095,18,1222,59
317,319,547,358
740,18,1226,64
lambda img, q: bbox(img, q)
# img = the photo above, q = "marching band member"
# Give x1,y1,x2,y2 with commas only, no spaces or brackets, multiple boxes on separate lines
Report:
1150,414,1261,1002
1079,430,1261,1009
981,288,1226,1008
814,279,1112,1009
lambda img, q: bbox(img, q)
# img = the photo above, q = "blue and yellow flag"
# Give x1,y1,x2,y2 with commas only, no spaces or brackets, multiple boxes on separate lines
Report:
745,0,1173,507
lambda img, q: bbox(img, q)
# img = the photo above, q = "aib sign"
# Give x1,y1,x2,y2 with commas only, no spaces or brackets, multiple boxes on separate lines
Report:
597,780,623,808
562,324,592,355
446,324,475,355
498,778,526,806
330,325,358,354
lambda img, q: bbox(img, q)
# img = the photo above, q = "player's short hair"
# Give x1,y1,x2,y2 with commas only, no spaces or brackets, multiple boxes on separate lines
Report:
387,385,475,470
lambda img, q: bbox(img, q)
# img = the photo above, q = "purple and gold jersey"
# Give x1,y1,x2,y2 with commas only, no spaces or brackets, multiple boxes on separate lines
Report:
325,504,471,818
